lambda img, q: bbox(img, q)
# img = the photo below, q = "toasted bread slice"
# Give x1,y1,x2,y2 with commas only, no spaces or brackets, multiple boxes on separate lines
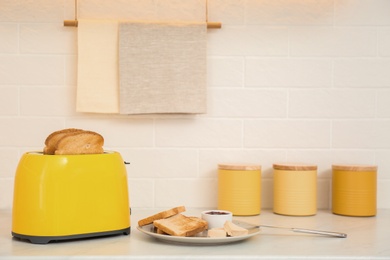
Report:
54,130,104,155
43,128,83,155
153,214,208,237
207,228,227,237
138,206,186,227
156,229,167,235
224,220,248,237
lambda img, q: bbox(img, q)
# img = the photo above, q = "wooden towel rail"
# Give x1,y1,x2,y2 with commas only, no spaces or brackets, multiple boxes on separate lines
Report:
64,0,222,29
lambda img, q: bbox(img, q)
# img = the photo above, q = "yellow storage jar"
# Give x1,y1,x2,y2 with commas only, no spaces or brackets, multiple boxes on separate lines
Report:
218,164,261,216
273,163,317,216
332,164,377,217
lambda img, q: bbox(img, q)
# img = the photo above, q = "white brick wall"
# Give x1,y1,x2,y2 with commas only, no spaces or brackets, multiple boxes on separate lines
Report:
1,0,390,210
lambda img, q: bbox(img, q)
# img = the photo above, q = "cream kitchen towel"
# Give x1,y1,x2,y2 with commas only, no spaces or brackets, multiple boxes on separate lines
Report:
118,21,207,114
77,19,119,113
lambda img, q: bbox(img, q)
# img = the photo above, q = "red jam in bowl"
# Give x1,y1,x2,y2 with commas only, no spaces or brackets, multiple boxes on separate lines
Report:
205,211,229,215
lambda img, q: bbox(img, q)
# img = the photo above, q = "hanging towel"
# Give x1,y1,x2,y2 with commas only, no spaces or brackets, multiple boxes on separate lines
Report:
118,21,207,114
76,19,119,113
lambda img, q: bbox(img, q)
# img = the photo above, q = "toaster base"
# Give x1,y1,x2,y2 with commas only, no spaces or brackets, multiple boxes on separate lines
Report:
12,227,131,244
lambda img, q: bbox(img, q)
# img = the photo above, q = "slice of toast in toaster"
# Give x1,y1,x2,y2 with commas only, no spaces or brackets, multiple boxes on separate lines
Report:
153,214,208,237
138,206,186,227
43,128,83,155
54,130,104,155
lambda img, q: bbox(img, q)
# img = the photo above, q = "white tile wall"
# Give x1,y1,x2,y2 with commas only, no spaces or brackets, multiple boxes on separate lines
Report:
0,87,18,116
334,0,390,26
379,28,390,56
245,0,334,26
1,0,390,211
19,24,76,54
334,59,390,87
245,58,333,87
289,27,377,57
289,89,376,118
244,120,331,148
0,24,18,53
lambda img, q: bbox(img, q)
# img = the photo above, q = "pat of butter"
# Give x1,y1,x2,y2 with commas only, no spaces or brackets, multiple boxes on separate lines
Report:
207,228,226,237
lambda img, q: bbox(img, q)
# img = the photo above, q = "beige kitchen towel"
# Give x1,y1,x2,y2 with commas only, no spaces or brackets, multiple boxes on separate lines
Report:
118,21,207,114
76,19,119,113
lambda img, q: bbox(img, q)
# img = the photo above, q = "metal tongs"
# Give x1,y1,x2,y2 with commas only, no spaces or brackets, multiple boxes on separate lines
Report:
233,220,347,238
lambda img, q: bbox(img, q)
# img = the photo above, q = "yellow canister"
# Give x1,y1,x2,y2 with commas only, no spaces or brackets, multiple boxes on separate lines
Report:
218,164,261,216
332,164,377,217
273,163,317,216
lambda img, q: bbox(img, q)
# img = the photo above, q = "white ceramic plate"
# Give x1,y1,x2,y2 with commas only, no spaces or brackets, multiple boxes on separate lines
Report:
137,224,260,245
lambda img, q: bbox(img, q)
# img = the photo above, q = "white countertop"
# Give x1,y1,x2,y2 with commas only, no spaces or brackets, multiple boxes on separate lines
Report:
1,208,389,259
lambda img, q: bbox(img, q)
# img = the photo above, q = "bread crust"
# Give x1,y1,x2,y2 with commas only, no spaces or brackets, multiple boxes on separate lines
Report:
153,214,208,237
43,128,83,155
138,206,186,227
54,131,104,155
43,128,104,155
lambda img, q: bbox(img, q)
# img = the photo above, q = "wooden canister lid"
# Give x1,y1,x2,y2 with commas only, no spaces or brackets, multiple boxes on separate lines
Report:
273,163,317,171
218,164,261,171
332,164,377,172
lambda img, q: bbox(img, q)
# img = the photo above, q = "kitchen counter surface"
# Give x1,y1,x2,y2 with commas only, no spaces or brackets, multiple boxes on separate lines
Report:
1,208,389,260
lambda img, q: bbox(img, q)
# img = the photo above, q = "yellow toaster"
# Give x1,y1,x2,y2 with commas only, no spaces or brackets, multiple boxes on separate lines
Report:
12,151,130,244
